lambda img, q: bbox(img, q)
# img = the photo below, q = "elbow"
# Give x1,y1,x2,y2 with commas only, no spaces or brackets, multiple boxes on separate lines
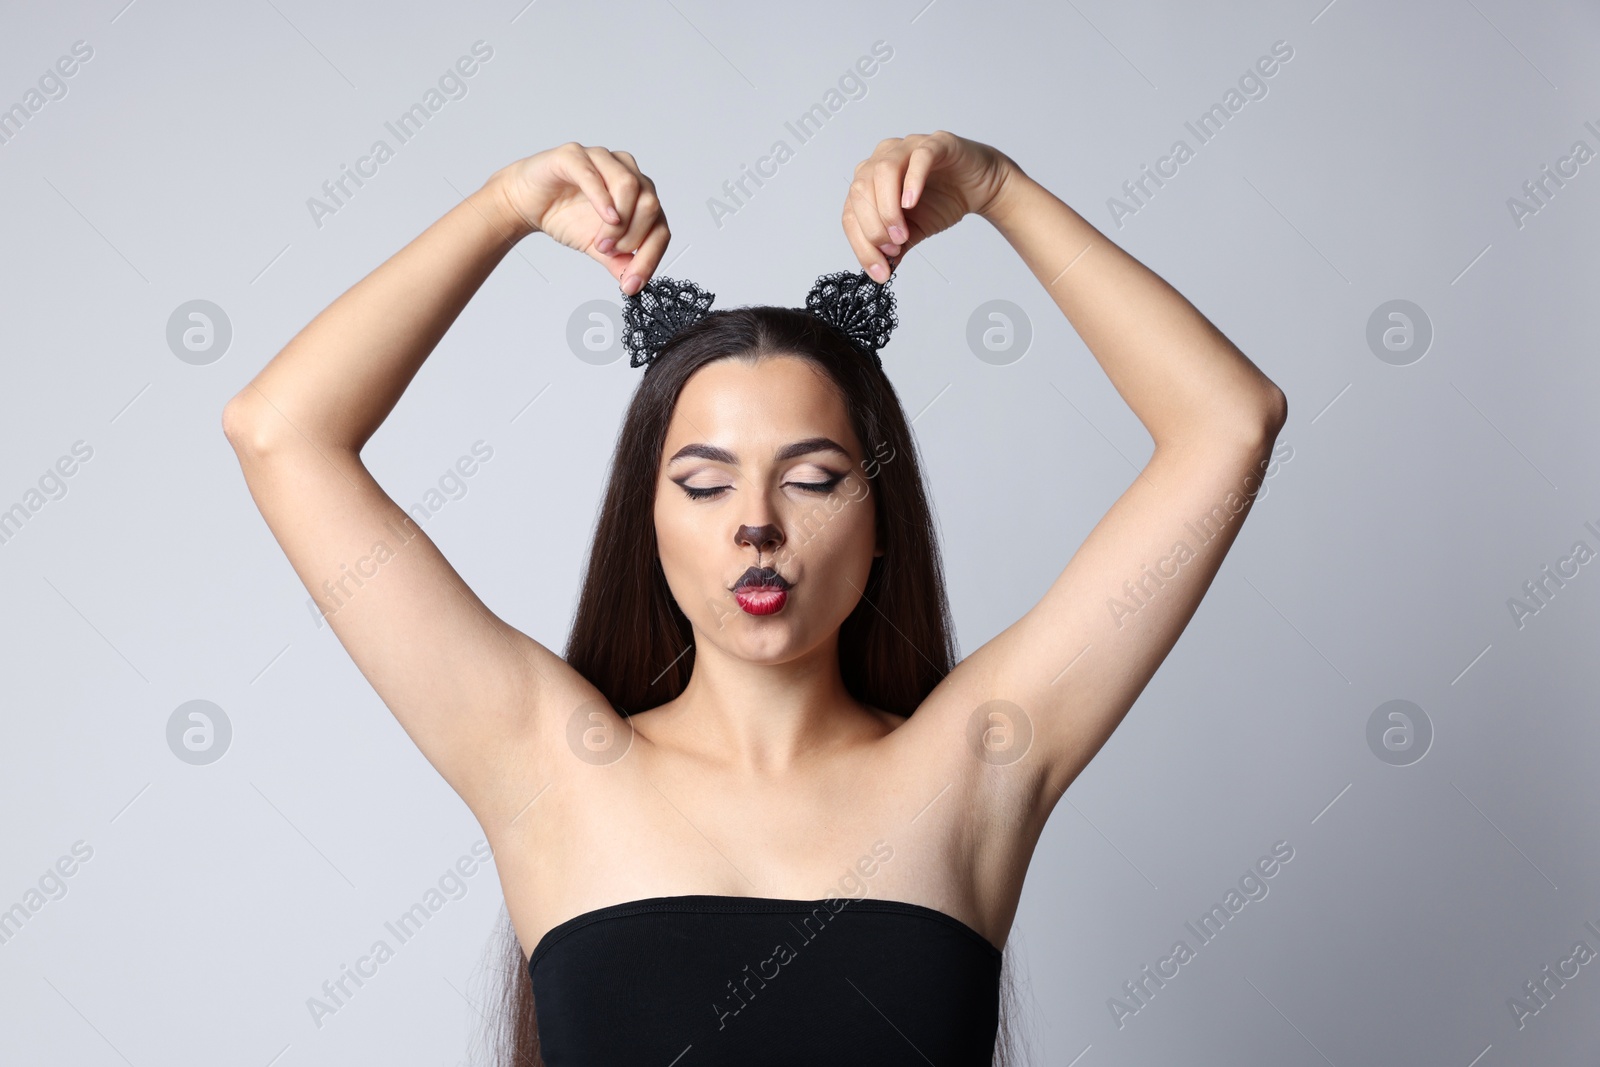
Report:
220,394,246,444
1189,386,1286,454
221,391,279,458
1232,387,1287,455
223,391,359,458
1258,383,1288,439
1234,371,1287,437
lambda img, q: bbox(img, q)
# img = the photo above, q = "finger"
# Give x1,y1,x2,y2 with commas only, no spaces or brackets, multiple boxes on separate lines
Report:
841,203,893,283
846,179,898,282
589,214,671,295
616,218,672,294
608,181,662,262
902,139,941,211
585,245,633,284
870,153,912,249
557,142,623,228
847,174,893,252
584,147,642,251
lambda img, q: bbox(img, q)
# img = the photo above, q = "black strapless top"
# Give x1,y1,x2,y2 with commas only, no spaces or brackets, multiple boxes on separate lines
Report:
528,894,1003,1066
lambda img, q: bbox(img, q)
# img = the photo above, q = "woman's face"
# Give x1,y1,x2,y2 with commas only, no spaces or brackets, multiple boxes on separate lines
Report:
654,354,882,663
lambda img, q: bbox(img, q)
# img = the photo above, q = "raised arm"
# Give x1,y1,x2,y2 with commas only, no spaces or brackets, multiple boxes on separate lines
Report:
222,145,672,822
841,132,1286,809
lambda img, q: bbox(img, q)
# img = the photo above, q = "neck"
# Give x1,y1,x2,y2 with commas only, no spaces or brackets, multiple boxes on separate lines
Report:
649,630,877,776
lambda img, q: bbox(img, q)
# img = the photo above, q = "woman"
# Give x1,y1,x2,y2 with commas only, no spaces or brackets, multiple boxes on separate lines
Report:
223,132,1286,1065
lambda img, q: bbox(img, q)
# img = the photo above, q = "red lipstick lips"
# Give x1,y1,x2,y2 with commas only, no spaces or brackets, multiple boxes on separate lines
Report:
733,565,791,616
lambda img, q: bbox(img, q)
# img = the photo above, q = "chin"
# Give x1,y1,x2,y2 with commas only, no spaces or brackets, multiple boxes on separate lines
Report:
721,622,807,661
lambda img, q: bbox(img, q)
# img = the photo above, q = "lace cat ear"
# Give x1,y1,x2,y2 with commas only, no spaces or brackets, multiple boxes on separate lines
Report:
621,276,716,368
803,269,899,368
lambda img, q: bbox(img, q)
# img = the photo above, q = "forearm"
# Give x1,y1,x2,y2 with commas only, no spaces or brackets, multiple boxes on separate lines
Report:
228,172,534,452
981,172,1285,447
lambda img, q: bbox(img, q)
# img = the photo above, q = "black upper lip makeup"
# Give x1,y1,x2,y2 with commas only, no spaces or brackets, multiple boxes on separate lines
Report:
732,565,791,591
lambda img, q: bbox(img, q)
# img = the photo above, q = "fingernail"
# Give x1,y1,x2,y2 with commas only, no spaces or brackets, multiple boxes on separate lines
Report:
869,262,888,282
621,273,638,294
878,242,900,256
888,225,906,244
598,236,616,254
605,206,621,223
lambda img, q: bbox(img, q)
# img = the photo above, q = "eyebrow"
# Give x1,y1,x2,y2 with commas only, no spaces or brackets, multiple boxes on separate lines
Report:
666,436,854,466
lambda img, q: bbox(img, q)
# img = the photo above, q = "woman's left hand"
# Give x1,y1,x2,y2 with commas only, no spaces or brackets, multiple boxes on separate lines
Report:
841,131,1021,282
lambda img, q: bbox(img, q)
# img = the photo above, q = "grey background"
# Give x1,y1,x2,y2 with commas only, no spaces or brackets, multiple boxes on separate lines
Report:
2,0,1597,1064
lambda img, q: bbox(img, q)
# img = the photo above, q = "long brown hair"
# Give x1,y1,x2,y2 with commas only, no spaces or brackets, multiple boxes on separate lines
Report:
477,303,1024,1066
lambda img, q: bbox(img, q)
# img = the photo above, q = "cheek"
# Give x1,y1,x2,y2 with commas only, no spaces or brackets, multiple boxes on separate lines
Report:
834,481,876,544
655,515,712,619
656,500,704,565
654,497,693,578
786,494,874,568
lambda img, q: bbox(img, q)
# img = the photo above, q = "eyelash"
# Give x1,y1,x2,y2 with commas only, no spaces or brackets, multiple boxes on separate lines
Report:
680,475,843,500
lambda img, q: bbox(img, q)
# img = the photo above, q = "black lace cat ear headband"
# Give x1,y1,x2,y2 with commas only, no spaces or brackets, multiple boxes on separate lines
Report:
619,267,899,372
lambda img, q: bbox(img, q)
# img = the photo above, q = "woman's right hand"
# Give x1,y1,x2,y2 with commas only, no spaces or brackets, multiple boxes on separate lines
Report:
841,131,1020,283
493,143,671,295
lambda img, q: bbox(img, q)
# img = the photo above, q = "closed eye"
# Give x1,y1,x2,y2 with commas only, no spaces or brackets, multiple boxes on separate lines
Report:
678,475,843,500
680,484,728,500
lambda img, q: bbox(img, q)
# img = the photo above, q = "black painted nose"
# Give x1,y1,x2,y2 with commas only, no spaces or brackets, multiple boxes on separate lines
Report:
735,523,784,555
